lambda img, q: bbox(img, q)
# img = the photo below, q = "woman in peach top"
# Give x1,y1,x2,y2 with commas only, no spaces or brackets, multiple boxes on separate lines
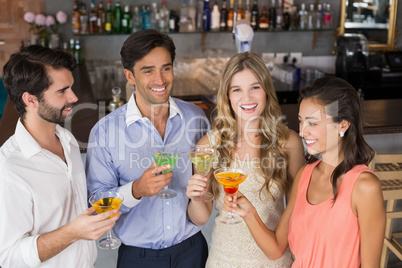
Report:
225,76,386,267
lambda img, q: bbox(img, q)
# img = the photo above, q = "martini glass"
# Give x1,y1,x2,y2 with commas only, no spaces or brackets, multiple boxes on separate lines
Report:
214,167,247,224
89,191,124,250
188,147,219,202
153,149,180,199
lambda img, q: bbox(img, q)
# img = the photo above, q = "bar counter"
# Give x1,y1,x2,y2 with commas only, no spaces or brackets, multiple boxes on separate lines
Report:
69,65,402,151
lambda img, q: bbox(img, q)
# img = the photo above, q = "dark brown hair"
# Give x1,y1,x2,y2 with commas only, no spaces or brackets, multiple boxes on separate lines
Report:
299,76,375,201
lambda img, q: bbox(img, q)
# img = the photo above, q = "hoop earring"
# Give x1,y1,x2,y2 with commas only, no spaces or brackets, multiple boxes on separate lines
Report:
340,131,345,138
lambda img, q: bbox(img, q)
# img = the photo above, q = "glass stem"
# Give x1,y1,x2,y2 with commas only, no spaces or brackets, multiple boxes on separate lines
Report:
106,230,113,241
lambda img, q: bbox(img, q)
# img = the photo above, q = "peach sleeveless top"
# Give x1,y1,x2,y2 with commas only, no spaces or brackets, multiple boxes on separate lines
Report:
288,160,374,268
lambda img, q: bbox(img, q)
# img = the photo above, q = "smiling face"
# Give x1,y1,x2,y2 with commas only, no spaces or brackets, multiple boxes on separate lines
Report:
37,67,77,124
298,98,342,158
228,68,267,125
125,47,173,108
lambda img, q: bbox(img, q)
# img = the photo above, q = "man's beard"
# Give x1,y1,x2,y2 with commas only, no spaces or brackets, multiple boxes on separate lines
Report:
37,99,72,125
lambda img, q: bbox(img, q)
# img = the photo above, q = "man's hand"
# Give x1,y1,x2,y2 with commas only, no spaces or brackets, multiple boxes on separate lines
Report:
131,161,173,198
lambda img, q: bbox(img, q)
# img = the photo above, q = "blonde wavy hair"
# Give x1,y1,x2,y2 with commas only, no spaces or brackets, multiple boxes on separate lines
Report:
210,52,290,200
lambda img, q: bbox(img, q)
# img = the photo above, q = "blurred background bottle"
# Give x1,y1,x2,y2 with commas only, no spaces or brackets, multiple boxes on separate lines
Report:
159,0,170,32
121,5,132,33
211,1,220,31
151,3,160,30
220,0,228,31
80,3,89,34
97,0,106,33
89,0,98,34
114,1,122,33
250,0,258,30
105,0,114,34
298,3,308,29
141,5,151,30
72,0,81,34
132,6,143,32
259,5,269,30
227,0,234,31
202,0,211,31
269,0,276,29
237,0,244,20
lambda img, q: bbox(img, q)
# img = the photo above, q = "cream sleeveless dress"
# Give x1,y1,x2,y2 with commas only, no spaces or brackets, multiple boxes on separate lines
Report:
205,132,293,268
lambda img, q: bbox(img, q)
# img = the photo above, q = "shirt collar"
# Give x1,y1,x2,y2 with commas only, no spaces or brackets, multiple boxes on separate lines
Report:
126,94,183,127
15,119,72,159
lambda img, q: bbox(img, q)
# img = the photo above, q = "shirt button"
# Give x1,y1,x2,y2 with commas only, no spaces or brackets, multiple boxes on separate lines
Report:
167,226,171,230
164,245,168,248
166,201,170,205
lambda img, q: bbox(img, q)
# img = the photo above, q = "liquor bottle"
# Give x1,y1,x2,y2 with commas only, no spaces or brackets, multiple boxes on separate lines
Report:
220,0,228,31
227,0,234,31
269,0,276,29
141,5,151,30
132,6,143,32
80,3,89,34
250,0,258,30
187,0,197,31
211,1,220,31
169,10,179,32
69,39,75,56
150,3,160,30
105,0,114,34
323,3,332,29
289,5,298,30
275,0,282,29
298,3,308,29
159,0,170,33
74,40,82,65
121,5,132,33
202,0,211,32
72,0,81,34
307,4,316,29
97,1,106,33
89,0,98,34
237,0,244,20
244,0,251,22
114,1,122,33
179,0,189,32
196,0,204,31
258,5,269,30
282,6,290,30
316,4,323,29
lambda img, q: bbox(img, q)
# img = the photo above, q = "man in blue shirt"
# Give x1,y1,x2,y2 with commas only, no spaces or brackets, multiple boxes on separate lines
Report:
86,30,210,268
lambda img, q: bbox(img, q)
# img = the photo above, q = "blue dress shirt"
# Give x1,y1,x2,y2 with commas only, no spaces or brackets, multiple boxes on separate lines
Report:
86,95,210,249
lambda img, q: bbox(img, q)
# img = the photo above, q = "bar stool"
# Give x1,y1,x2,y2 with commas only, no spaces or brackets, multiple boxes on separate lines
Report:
369,153,402,268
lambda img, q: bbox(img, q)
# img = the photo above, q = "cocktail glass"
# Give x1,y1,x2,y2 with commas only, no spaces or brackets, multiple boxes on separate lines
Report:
153,149,180,199
188,147,219,202
214,167,247,224
89,191,124,250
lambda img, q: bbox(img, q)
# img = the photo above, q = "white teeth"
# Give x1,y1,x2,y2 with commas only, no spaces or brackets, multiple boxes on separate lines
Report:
240,104,257,110
151,87,165,92
305,140,317,144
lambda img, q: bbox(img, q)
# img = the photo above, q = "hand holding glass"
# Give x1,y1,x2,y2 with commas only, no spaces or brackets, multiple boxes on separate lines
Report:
89,191,124,250
152,149,180,199
188,147,219,202
214,167,247,224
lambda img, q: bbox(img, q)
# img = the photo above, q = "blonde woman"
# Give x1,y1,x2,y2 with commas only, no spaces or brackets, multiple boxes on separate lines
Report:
186,52,304,267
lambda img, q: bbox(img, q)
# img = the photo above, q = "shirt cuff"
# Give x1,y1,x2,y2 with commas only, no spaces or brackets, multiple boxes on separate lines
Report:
120,181,141,208
20,234,41,267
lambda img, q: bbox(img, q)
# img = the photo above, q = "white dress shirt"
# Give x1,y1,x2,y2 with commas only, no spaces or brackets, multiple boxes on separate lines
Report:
0,120,97,268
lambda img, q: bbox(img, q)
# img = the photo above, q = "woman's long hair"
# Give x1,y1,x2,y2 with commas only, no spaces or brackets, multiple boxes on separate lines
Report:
211,52,290,200
299,76,375,201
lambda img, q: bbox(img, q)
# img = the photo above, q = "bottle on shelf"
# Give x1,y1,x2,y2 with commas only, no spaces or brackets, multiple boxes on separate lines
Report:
150,3,160,30
237,0,244,20
105,0,114,34
202,0,211,32
196,0,204,31
244,0,251,22
169,10,180,32
298,3,308,29
259,5,269,30
108,87,125,112
315,4,323,29
132,6,143,32
97,1,106,33
74,40,82,65
159,0,170,33
122,5,132,33
141,5,151,30
89,0,98,34
72,0,81,34
114,1,122,33
69,39,75,56
275,0,282,29
269,0,276,30
289,5,298,30
80,3,89,34
220,0,228,31
179,0,189,32
211,1,220,31
250,0,258,30
187,0,197,31
307,4,316,29
323,3,332,29
227,0,234,31
282,6,290,30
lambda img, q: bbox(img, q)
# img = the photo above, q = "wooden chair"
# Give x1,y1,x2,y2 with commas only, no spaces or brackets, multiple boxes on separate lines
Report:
369,153,402,268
